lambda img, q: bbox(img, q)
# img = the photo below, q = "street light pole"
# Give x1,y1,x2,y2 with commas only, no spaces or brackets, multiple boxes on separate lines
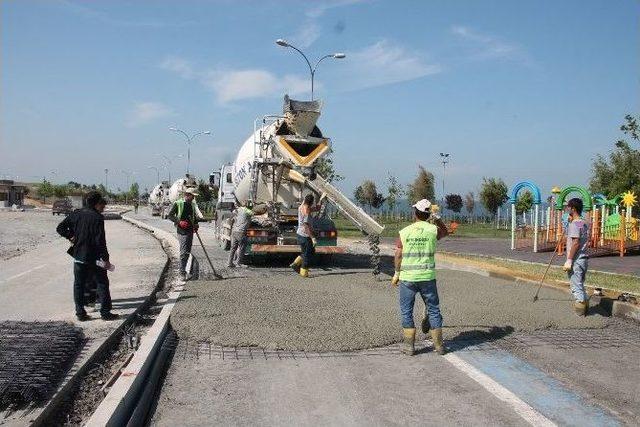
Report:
148,166,160,186
104,168,109,193
168,128,212,175
439,153,450,201
276,39,345,101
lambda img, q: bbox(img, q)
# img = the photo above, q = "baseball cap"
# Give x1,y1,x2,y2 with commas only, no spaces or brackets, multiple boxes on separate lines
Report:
412,199,432,213
184,187,199,196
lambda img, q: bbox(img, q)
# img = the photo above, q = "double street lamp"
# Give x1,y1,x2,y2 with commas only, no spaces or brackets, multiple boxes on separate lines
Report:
275,39,345,101
168,128,212,175
439,153,450,200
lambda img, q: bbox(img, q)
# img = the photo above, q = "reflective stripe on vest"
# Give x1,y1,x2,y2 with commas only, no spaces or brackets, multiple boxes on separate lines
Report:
176,199,196,223
399,221,437,282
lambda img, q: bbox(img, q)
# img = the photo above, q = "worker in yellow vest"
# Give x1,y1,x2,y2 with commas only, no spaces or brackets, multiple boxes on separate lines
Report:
168,188,203,281
392,199,449,356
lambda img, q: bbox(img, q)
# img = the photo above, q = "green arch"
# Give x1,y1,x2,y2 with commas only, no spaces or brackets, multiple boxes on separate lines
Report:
554,186,593,211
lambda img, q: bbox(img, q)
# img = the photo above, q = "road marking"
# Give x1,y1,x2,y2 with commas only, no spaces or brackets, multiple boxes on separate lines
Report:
1,264,47,283
444,352,557,427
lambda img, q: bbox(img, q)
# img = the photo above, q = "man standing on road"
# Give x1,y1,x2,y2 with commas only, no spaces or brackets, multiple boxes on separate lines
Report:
391,199,449,356
56,191,118,322
168,188,203,281
563,198,590,316
228,201,253,268
133,199,139,214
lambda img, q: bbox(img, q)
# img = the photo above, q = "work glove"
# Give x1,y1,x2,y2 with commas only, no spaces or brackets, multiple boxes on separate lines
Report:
563,259,573,272
312,237,318,247
178,220,190,229
391,272,400,287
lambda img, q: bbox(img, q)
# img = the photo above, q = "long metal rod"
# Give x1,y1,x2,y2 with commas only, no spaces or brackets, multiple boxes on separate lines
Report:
533,229,566,302
195,230,222,279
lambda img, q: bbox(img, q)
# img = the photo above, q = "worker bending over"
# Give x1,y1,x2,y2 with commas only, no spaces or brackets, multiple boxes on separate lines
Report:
563,198,590,316
392,199,449,356
228,201,253,268
290,194,323,277
168,188,203,281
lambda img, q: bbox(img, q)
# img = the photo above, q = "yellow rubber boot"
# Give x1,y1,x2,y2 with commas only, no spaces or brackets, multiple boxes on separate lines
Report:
402,328,416,356
299,268,309,278
573,300,588,316
290,256,302,273
430,328,446,355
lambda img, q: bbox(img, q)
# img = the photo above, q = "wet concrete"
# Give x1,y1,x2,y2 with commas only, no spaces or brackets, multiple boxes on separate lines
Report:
170,269,611,352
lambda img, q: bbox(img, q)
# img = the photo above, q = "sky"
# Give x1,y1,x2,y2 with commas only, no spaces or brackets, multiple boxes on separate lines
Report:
1,0,638,198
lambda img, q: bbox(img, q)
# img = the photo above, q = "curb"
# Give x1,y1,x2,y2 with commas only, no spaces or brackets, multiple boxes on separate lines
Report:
31,217,172,426
85,216,182,426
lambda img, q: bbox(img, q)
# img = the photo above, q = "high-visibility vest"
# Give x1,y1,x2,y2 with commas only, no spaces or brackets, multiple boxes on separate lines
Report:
399,221,437,282
176,199,197,223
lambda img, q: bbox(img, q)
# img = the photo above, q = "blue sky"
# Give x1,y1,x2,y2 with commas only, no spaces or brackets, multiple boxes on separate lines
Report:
1,0,638,198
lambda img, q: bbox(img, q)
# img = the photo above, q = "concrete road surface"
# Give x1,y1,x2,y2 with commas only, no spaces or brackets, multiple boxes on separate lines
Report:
129,210,639,426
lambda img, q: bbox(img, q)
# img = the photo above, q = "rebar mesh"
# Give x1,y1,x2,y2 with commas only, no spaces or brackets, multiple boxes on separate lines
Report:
0,321,84,409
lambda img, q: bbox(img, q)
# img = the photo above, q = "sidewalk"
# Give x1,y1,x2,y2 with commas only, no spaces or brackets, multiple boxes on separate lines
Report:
0,218,167,425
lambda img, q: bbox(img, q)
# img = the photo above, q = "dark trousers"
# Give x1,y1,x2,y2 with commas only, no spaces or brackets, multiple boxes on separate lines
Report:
297,235,315,268
74,262,112,316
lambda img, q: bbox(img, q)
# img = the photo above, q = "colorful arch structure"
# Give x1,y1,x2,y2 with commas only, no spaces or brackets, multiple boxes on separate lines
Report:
553,186,593,211
509,181,542,252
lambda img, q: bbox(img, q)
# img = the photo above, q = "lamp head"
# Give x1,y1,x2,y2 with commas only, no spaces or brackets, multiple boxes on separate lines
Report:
276,39,289,47
333,53,346,59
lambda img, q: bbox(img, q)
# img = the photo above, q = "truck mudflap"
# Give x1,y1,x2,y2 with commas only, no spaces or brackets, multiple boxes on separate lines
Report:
249,244,345,254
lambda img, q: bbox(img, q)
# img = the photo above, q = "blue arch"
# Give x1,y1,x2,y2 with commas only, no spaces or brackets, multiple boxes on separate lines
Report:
508,181,542,204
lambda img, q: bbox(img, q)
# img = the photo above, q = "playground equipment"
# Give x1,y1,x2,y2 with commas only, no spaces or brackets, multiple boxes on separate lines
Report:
509,183,639,257
509,181,542,252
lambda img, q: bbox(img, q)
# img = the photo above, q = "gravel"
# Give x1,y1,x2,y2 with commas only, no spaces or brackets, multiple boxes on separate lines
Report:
0,210,61,260
170,269,611,352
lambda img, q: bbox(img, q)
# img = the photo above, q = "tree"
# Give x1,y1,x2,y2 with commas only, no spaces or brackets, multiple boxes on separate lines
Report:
464,192,475,215
407,165,435,204
590,114,640,215
515,190,534,214
129,182,140,200
445,194,463,213
386,173,404,215
359,180,385,210
315,149,344,183
37,180,54,203
196,179,214,202
53,184,69,199
354,185,366,207
479,177,508,216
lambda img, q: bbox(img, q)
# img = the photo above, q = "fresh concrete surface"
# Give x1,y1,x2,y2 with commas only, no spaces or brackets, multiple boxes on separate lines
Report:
0,216,166,426
151,353,530,427
0,210,61,260
126,210,636,426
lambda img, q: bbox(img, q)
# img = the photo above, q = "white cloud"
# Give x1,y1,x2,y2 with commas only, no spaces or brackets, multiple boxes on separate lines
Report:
160,56,310,104
344,40,442,90
160,56,195,79
305,0,366,18
126,102,172,127
451,25,534,65
287,21,321,49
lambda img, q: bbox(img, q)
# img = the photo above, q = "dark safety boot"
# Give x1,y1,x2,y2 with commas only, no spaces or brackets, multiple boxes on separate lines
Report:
430,328,446,355
402,328,416,356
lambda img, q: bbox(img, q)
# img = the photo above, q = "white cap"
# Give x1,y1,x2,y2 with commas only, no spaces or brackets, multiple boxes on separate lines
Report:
184,187,199,196
412,199,432,213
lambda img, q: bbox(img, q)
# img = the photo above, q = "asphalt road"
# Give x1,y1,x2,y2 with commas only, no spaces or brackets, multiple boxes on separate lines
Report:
128,210,639,426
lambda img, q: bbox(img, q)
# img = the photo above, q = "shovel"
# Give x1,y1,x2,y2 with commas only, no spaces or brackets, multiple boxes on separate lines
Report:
195,230,222,280
532,229,565,302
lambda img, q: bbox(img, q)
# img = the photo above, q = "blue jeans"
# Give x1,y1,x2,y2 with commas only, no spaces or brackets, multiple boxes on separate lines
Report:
297,235,315,268
568,257,588,302
399,279,443,329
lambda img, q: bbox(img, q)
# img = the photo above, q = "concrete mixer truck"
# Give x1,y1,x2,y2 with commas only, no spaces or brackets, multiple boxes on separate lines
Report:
148,181,170,216
211,95,383,259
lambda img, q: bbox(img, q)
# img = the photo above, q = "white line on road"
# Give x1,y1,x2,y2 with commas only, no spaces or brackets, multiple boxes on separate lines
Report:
1,264,47,283
443,352,557,427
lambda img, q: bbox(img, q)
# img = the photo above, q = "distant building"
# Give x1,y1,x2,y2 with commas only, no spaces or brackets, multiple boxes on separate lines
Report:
0,180,27,207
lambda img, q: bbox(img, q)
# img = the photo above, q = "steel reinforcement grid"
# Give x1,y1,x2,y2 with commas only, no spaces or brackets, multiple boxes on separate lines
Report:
0,321,84,410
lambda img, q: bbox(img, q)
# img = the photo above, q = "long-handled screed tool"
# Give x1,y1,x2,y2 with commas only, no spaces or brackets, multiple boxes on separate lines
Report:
532,230,565,302
195,230,222,280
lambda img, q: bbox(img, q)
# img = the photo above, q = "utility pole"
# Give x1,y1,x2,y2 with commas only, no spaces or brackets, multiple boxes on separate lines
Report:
104,168,109,194
439,153,450,202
